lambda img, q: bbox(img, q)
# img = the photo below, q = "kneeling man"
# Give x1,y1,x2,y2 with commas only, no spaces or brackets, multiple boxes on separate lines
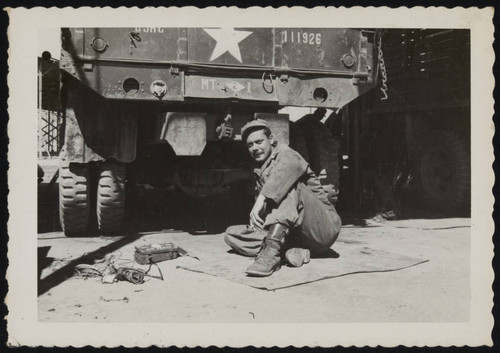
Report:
225,119,341,277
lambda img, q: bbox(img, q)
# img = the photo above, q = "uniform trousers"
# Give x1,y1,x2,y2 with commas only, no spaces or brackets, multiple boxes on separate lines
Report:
225,183,341,257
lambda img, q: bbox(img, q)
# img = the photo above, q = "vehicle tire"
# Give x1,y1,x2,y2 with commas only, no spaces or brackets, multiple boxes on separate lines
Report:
97,160,126,234
299,120,341,204
59,162,90,236
414,130,470,215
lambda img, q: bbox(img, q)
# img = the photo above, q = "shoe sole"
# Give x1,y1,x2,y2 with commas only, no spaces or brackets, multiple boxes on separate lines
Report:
246,265,281,277
286,248,310,267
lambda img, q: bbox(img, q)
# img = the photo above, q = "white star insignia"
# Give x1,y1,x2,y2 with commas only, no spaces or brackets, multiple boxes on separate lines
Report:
203,28,253,63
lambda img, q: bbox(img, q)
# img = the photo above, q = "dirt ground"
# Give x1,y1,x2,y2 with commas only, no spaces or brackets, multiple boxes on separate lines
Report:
37,159,470,323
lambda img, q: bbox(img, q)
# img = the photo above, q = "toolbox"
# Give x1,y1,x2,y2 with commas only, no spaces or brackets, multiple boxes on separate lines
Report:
134,242,180,265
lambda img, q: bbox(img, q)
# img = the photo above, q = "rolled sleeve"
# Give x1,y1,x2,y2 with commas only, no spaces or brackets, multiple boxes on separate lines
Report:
260,150,307,204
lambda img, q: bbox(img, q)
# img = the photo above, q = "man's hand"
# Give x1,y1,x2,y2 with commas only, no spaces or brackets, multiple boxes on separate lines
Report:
250,194,266,229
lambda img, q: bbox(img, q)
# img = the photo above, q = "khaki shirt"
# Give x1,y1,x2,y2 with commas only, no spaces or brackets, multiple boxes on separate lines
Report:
253,143,332,208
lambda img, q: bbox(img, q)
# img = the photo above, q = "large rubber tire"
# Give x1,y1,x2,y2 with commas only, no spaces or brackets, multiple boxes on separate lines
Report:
414,130,470,215
300,120,341,188
97,160,126,234
59,162,90,236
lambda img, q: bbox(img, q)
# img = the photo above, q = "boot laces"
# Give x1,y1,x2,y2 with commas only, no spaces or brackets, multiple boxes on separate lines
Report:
255,240,269,261
255,238,280,263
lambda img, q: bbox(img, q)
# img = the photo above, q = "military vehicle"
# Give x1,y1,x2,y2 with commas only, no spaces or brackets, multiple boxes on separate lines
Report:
57,27,380,235
343,29,470,216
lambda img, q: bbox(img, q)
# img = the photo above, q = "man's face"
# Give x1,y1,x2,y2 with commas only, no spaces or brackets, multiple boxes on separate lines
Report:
246,129,274,165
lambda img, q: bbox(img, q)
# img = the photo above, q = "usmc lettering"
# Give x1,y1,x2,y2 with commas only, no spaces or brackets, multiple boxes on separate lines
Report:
134,27,165,33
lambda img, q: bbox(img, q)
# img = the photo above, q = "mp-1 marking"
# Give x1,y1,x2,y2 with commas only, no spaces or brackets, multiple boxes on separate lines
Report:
201,78,251,93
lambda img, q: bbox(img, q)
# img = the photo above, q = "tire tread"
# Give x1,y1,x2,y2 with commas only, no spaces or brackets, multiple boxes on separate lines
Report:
97,161,126,234
59,162,90,236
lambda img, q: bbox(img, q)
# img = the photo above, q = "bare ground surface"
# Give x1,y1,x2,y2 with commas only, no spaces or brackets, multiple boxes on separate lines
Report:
37,159,470,323
38,214,470,323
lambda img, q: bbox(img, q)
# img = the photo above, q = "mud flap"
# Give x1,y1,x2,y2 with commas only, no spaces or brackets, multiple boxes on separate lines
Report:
62,80,138,163
160,112,207,156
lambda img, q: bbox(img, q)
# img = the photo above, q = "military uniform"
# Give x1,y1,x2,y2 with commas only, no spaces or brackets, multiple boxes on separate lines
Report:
225,142,341,256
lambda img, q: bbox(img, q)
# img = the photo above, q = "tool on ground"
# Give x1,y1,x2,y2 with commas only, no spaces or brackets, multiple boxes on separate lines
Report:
76,262,164,284
74,242,194,284
74,264,102,278
134,242,189,265
75,251,165,284
115,263,164,284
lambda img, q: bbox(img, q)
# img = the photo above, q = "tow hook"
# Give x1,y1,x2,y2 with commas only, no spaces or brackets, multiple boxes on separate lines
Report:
216,114,234,140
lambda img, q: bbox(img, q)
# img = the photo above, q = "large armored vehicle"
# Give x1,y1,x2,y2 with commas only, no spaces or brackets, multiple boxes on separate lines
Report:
58,27,380,235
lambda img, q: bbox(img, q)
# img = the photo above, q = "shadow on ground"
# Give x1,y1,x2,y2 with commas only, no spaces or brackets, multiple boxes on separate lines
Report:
37,233,146,296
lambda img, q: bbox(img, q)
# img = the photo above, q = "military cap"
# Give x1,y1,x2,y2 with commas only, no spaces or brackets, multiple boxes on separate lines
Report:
240,119,272,142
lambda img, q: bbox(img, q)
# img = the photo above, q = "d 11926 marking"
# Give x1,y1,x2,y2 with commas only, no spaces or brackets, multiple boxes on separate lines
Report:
281,30,322,45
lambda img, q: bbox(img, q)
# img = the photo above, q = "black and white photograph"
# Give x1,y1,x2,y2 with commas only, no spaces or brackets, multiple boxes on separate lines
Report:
6,6,494,347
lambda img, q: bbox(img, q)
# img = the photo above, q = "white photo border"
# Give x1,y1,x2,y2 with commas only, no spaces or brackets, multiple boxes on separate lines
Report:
5,6,495,347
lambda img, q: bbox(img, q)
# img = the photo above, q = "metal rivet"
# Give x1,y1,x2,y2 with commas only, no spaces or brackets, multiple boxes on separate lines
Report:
91,37,108,53
341,53,356,68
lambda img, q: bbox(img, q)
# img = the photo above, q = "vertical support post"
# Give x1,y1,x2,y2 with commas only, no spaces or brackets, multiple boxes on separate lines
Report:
349,102,361,210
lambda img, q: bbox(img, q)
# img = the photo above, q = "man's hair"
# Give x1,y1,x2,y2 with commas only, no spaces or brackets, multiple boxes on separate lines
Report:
260,127,272,137
243,126,271,141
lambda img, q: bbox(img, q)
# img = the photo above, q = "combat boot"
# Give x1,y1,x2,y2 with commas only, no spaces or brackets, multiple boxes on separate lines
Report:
245,223,288,277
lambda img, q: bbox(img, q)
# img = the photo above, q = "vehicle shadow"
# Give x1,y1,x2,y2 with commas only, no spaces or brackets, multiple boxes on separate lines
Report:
38,233,145,296
125,188,249,236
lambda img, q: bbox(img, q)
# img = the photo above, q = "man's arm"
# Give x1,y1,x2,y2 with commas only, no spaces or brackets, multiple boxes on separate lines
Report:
249,194,266,229
260,149,307,205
